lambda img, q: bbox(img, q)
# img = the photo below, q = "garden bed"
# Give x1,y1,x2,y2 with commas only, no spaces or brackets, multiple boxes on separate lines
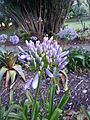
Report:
0,35,90,48
0,71,90,112
58,36,90,46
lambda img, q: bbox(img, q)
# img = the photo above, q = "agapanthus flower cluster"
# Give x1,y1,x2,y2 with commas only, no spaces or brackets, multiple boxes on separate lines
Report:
57,26,78,40
18,36,69,90
30,36,38,41
0,34,8,43
10,35,19,44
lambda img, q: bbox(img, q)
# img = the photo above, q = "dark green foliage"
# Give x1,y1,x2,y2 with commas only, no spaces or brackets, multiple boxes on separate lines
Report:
0,86,71,120
80,105,90,120
0,0,75,37
67,47,90,71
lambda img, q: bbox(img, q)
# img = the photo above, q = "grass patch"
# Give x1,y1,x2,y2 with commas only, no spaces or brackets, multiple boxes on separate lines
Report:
65,19,90,30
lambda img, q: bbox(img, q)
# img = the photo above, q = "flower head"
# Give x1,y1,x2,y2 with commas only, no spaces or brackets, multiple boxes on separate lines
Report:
30,36,37,41
57,26,78,41
10,35,19,44
0,34,8,43
18,36,69,89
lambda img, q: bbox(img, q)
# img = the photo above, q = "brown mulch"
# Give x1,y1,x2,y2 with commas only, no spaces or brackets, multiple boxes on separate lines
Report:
0,71,90,112
58,37,90,46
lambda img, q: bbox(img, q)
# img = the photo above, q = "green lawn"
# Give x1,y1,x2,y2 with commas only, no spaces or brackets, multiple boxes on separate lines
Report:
65,19,90,30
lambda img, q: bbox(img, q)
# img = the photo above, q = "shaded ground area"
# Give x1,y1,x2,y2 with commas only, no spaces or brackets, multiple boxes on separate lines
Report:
0,36,90,51
58,37,90,48
0,71,90,112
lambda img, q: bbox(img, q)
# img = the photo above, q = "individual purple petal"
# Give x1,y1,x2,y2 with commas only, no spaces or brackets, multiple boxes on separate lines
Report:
47,77,50,81
34,61,36,67
53,67,56,74
25,64,29,68
55,57,61,63
49,36,53,42
41,62,44,67
46,56,49,63
54,73,62,77
48,50,52,57
27,57,31,61
18,55,25,64
24,78,33,90
47,65,50,69
18,46,26,54
49,58,52,63
30,36,37,41
46,69,53,78
40,66,42,70
36,41,40,46
60,51,69,58
41,53,45,57
38,46,43,53
32,71,40,89
57,47,62,55
61,56,67,63
59,61,68,70
20,55,26,59
38,57,42,63
26,40,30,48
43,35,48,43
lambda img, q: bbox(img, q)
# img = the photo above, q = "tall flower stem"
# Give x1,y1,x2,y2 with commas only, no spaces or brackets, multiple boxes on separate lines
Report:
31,69,43,120
62,38,67,51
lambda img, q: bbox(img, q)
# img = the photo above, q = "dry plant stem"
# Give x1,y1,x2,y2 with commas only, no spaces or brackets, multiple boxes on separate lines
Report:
5,71,10,87
61,75,65,86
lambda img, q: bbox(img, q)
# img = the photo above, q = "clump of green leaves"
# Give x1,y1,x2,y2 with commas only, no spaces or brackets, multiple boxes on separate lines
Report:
0,85,71,120
0,51,25,87
67,47,90,71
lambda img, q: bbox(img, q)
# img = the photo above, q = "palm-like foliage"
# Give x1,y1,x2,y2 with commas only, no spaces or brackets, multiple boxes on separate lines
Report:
0,51,25,87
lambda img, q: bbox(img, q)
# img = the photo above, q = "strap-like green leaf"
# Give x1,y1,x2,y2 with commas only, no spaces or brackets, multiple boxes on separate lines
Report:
10,70,16,84
81,105,90,120
50,108,62,120
23,105,28,120
13,65,25,81
74,55,85,66
0,67,8,82
8,112,22,120
26,91,33,103
9,90,14,105
48,85,55,119
58,86,71,109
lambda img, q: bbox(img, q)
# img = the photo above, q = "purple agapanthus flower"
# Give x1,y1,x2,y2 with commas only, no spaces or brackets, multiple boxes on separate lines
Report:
10,35,19,44
0,34,8,40
18,36,69,89
24,78,33,90
0,34,8,43
57,26,78,40
46,69,53,78
30,36,37,41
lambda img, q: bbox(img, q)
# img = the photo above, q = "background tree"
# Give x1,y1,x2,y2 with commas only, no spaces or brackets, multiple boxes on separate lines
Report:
69,0,89,19
0,0,75,37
